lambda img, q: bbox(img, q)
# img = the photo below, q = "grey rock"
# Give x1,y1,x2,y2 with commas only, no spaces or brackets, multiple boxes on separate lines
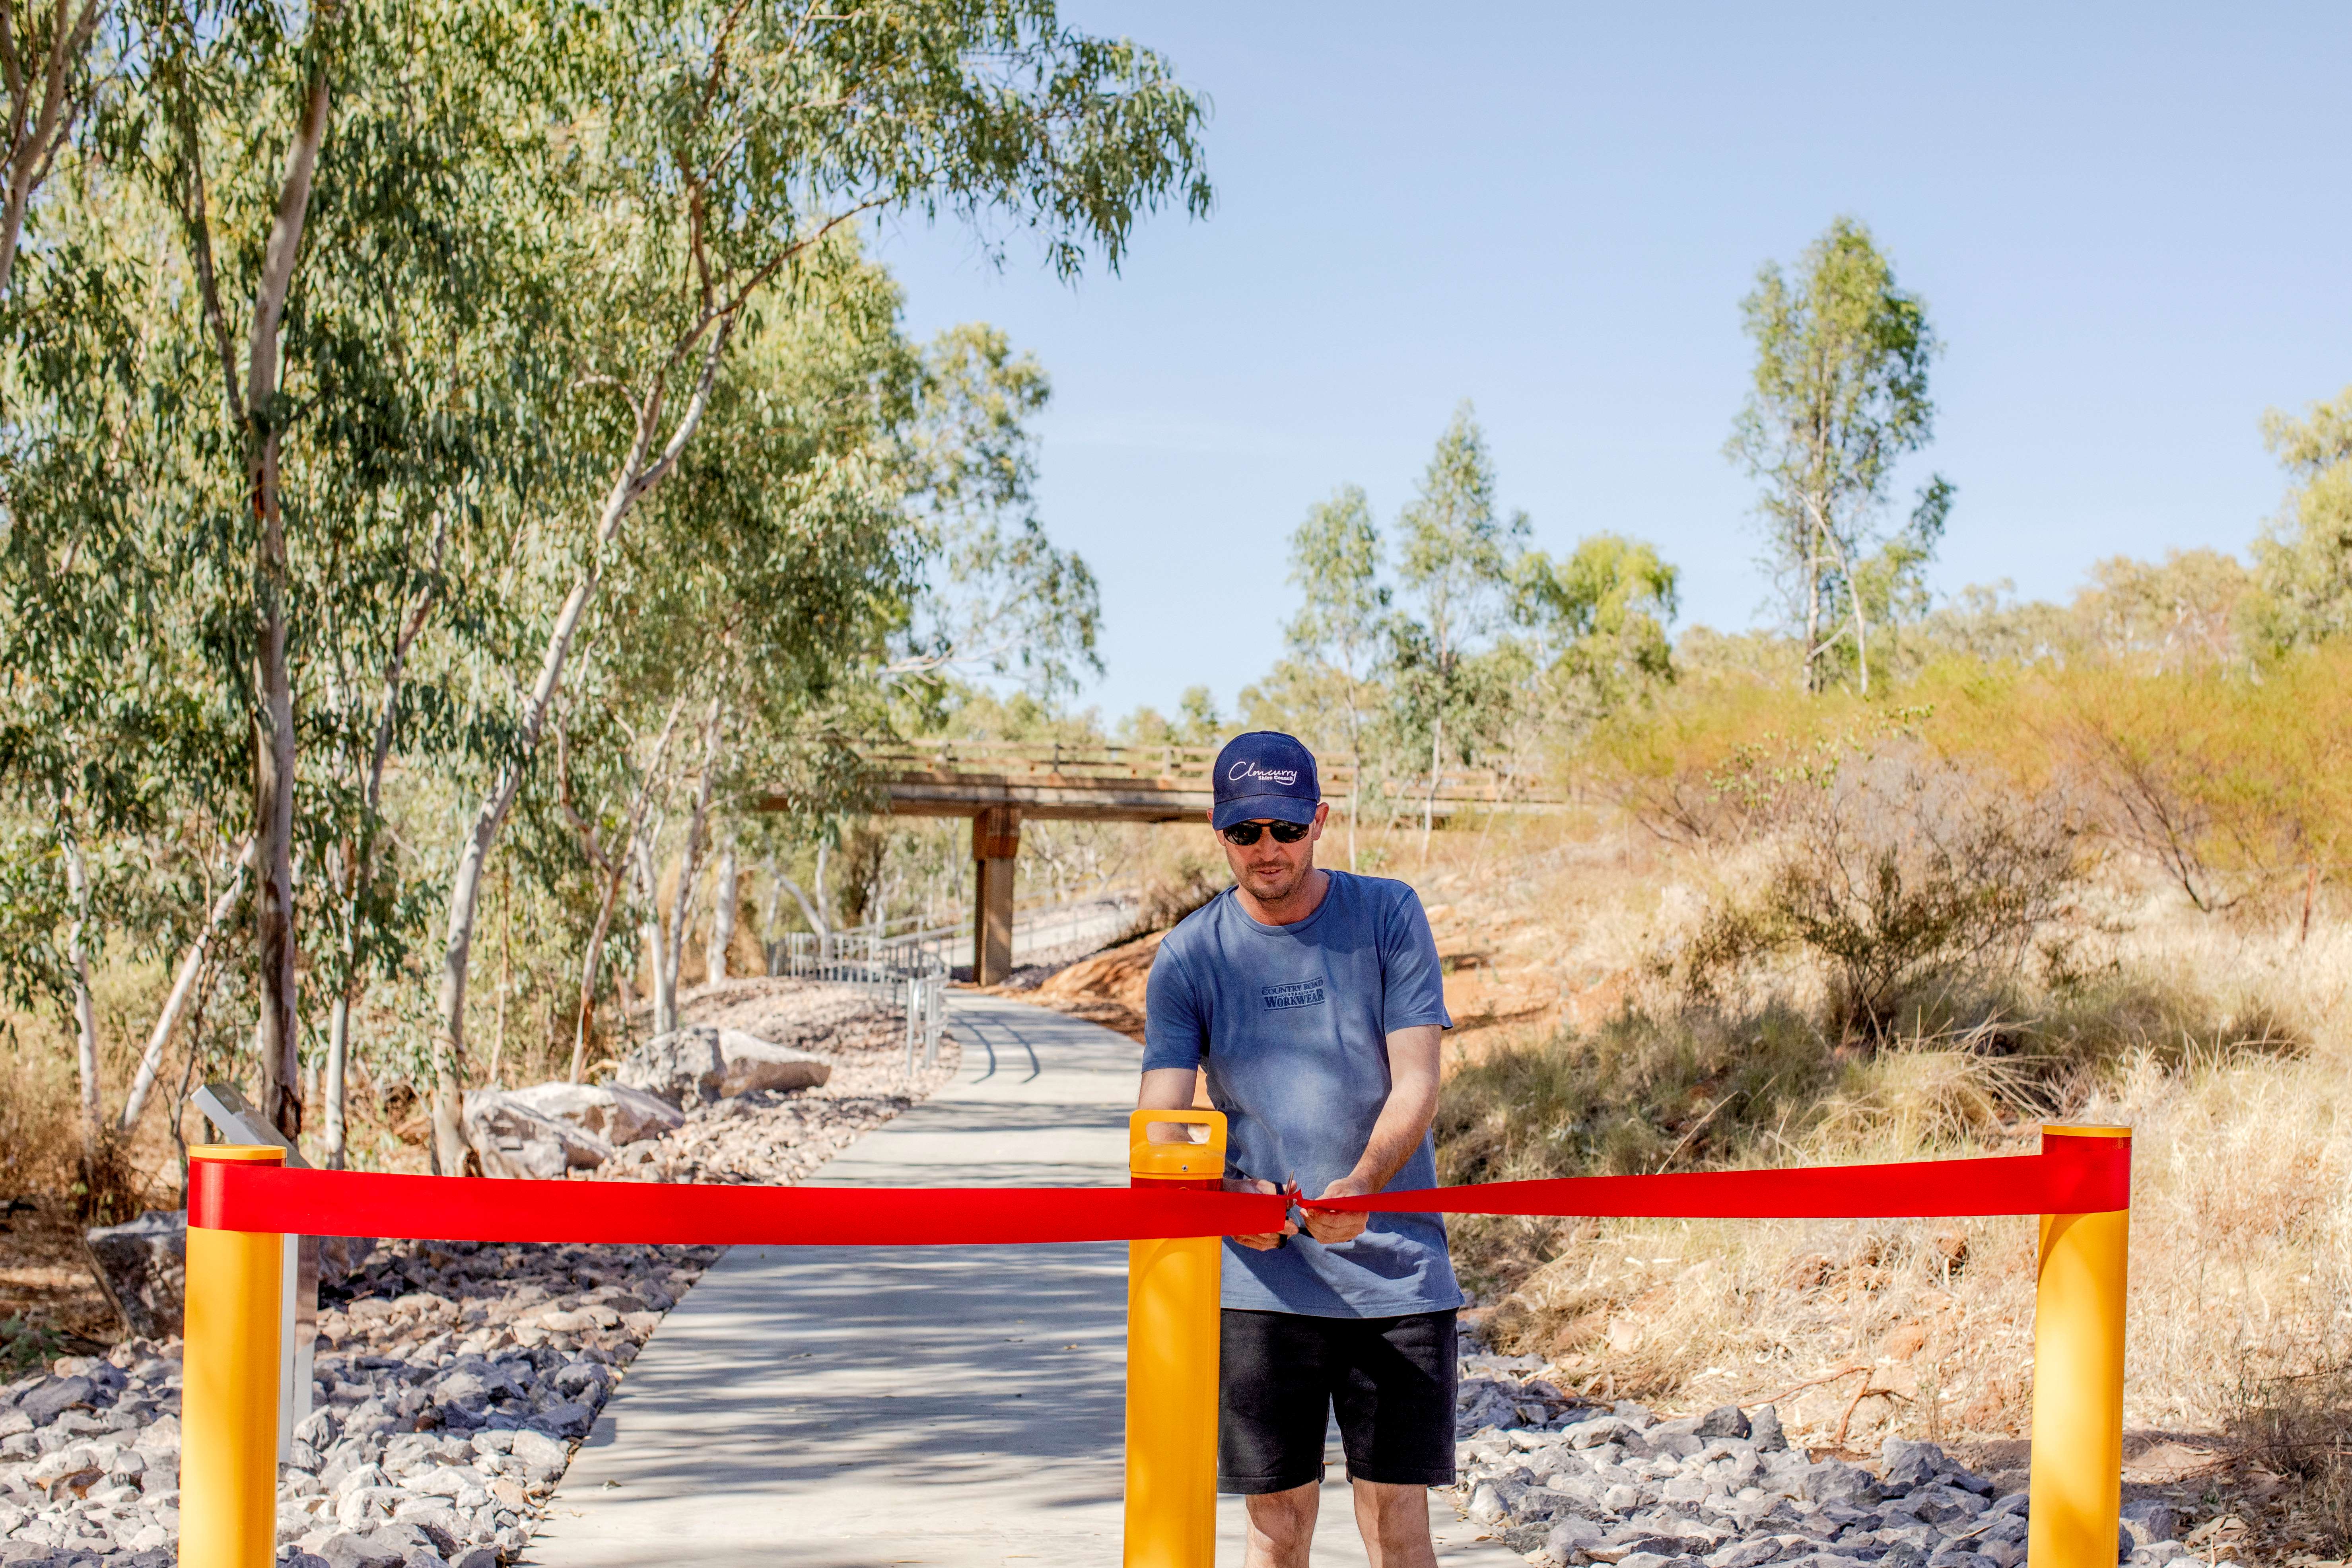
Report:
532,1400,594,1439
283,1557,333,1568
16,1380,93,1427
1748,1405,1787,1453
1696,1405,1751,1441
1977,1514,2027,1547
1611,1401,1656,1428
82,1211,186,1340
317,1235,379,1286
2121,1501,2181,1547
1707,1542,1779,1568
1880,1487,1976,1527
2131,1544,2187,1567
614,1028,728,1106
1571,1418,1643,1450
713,1029,834,1097
1547,1515,1608,1558
1802,1461,1883,1506
503,1081,682,1146
312,1532,405,1568
448,1551,501,1568
459,1090,614,1180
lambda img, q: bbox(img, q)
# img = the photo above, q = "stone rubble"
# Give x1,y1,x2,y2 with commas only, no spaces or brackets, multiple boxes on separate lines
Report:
1450,1357,2205,1568
5,984,954,1567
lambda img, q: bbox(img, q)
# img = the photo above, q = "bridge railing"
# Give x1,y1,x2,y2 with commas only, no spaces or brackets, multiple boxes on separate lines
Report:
858,738,1569,806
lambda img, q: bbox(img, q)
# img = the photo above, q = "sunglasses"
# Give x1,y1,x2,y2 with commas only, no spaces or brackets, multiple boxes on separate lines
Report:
1220,819,1312,847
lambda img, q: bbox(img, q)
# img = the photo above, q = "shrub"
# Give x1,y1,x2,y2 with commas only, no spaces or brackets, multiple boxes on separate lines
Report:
1673,744,2084,1041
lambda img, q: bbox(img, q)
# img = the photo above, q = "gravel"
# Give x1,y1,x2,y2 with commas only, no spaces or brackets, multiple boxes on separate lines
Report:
1450,1357,2198,1568
0,985,957,1567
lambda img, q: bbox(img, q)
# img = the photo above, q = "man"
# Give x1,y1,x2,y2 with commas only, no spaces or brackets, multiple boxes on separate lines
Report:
1138,731,1460,1568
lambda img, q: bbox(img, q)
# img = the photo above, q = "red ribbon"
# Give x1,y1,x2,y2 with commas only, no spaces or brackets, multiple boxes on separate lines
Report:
1312,1133,2130,1220
188,1132,2127,1244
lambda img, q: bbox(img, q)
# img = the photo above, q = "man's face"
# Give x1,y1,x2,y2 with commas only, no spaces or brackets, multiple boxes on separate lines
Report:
1216,803,1329,905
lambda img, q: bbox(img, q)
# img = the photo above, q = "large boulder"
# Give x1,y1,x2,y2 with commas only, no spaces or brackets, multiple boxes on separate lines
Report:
460,1089,614,1179
84,1210,187,1339
503,1081,682,1146
614,1028,726,1106
616,1025,833,1105
715,1029,832,1096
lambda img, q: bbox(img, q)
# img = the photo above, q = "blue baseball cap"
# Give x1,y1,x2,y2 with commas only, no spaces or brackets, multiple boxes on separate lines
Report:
1211,732,1321,830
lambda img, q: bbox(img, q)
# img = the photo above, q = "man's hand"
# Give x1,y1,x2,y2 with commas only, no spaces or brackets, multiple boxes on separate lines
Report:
1225,1176,1300,1251
1301,1174,1374,1246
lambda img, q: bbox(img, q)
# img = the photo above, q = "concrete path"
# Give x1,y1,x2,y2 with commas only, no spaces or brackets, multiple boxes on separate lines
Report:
528,994,1518,1568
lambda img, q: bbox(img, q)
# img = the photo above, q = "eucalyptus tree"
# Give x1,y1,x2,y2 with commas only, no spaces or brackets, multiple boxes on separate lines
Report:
1509,533,1680,721
1285,485,1388,869
420,2,1208,1170
0,0,109,301
2253,386,2352,650
1394,402,1526,853
900,323,1101,698
1728,216,1950,696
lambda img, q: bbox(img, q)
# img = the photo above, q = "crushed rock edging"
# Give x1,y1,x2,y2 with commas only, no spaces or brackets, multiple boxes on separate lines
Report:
1452,1357,2200,1568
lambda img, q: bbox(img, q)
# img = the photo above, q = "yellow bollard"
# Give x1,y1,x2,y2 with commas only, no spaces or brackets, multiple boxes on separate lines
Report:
2027,1124,2132,1568
1125,1108,1227,1568
181,1145,287,1568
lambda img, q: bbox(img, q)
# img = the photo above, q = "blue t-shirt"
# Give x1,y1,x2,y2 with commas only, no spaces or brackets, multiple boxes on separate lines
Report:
1140,871,1464,1319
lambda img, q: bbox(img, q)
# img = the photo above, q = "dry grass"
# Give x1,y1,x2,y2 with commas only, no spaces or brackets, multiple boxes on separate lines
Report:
1386,796,2352,1549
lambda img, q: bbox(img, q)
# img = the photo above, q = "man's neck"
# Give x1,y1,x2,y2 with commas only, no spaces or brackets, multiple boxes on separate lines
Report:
1236,866,1332,927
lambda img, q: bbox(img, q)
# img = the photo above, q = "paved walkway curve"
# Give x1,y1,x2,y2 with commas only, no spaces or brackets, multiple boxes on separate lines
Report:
527,994,1519,1567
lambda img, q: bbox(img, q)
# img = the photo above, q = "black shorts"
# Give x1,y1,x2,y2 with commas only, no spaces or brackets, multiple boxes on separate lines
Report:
1217,1307,1458,1494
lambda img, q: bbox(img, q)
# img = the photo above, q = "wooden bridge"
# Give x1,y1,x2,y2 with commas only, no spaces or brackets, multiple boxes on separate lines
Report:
772,740,1564,985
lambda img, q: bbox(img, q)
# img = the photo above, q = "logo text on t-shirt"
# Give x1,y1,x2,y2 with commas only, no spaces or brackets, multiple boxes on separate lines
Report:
1260,977,1327,1011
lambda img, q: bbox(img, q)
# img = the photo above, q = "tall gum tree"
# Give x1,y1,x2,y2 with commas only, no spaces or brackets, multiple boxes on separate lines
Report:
1395,401,1524,857
1727,216,1952,698
424,4,1211,1167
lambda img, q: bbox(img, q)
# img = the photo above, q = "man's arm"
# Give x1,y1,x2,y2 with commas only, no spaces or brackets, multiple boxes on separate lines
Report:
1137,1068,1297,1251
1300,1024,1442,1245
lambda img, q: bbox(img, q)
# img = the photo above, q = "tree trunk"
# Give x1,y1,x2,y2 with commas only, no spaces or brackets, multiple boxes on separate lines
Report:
1420,713,1443,862
567,694,686,1082
119,837,253,1131
427,317,732,1173
777,854,833,966
636,830,675,1036
325,987,354,1169
429,792,510,1174
321,513,445,1164
709,846,737,984
243,47,332,1145
1804,518,1823,694
252,485,301,1139
62,831,101,1162
662,699,724,1010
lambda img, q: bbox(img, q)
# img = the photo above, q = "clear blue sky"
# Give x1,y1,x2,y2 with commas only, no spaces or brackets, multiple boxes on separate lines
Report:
873,4,2352,725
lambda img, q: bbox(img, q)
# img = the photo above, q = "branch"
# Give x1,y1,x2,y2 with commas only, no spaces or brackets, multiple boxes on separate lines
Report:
168,78,243,426
117,836,254,1130
364,509,448,812
246,43,333,417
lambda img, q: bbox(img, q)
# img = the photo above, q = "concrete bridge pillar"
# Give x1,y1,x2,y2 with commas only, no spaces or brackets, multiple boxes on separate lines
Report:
972,805,1021,986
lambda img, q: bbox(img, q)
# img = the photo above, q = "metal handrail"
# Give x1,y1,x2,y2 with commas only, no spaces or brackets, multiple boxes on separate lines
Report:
765,931,951,1079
